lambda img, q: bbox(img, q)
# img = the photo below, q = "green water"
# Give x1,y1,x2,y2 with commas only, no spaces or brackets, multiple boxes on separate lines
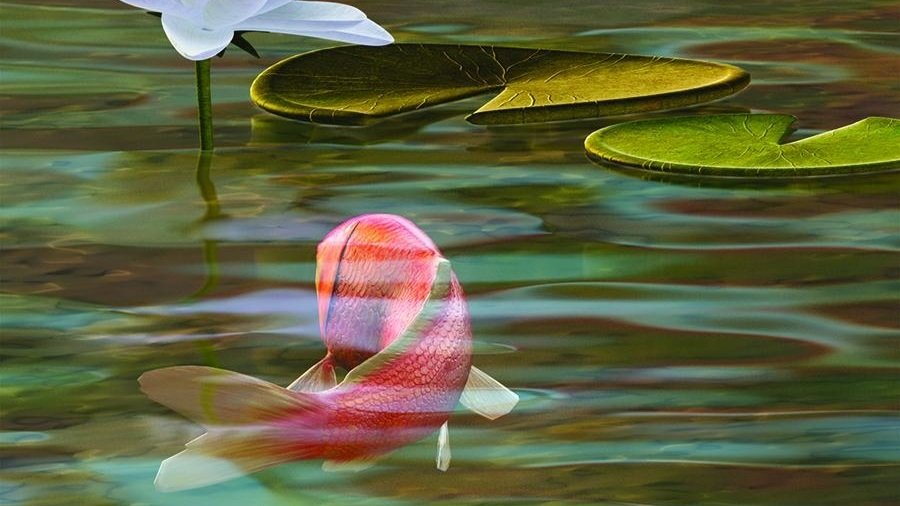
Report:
2,1,899,505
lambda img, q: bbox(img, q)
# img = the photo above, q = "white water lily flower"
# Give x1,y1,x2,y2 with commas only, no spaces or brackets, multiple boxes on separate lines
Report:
120,0,394,60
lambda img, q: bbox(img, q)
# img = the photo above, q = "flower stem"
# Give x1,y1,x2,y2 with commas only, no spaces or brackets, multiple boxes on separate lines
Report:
195,59,213,151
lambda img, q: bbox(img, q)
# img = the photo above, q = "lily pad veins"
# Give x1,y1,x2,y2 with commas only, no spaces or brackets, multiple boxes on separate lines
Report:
251,43,750,125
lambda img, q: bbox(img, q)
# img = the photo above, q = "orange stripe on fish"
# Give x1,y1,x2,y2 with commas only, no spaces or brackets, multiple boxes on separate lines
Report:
317,214,443,367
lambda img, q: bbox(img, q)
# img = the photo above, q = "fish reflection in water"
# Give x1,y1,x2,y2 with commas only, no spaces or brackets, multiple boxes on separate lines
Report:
139,214,519,491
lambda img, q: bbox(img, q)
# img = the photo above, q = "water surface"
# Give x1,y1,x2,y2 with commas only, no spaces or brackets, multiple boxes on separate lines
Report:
2,1,899,505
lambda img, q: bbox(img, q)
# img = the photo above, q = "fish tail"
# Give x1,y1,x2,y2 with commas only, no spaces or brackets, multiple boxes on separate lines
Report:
139,366,322,492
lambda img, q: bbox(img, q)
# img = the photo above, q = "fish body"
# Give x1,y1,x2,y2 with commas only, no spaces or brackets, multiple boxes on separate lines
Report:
310,214,472,460
316,213,461,368
139,214,516,491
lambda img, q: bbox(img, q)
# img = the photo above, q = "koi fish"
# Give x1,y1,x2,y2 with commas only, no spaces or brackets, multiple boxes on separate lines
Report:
139,214,518,491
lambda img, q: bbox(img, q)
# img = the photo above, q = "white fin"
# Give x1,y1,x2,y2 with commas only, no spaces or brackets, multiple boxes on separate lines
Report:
288,356,337,392
321,456,380,472
460,366,519,420
436,421,451,471
154,429,291,492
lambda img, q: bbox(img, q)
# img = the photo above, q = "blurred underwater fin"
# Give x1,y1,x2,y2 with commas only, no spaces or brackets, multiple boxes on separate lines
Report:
460,366,519,420
139,365,322,426
321,455,382,472
436,421,451,471
288,356,337,392
139,366,324,491
154,430,293,492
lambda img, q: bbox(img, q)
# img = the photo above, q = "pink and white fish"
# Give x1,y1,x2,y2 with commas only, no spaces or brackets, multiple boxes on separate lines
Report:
140,214,518,491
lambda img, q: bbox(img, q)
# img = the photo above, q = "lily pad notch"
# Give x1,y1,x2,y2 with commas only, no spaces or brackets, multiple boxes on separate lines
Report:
584,114,900,177
250,43,750,126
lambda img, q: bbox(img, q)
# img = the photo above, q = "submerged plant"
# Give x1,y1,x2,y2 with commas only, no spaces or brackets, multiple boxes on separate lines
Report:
118,0,394,150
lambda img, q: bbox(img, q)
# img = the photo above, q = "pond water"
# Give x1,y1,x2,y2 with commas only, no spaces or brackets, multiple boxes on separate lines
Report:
2,1,899,505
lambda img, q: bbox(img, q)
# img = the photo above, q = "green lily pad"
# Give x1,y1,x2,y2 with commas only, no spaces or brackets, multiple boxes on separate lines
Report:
250,44,750,126
585,114,900,177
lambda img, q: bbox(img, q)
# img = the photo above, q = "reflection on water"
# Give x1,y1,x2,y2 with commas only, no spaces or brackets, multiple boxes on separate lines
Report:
2,1,899,505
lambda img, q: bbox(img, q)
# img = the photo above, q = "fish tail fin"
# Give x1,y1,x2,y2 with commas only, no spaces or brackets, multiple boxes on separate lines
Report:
139,366,323,492
154,431,293,492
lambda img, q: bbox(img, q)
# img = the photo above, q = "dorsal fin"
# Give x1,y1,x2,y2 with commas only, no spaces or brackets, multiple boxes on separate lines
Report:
317,221,359,337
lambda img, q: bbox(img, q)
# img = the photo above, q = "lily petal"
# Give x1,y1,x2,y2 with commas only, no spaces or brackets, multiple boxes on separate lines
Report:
238,1,369,31
293,21,395,46
200,0,270,27
255,0,297,16
237,2,392,45
119,0,187,16
161,13,234,60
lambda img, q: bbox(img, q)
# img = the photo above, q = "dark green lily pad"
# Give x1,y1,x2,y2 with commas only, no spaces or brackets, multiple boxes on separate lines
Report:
250,44,750,126
585,114,900,177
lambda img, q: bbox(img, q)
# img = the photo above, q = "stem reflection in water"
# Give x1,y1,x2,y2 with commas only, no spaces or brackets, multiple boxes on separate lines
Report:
190,150,222,367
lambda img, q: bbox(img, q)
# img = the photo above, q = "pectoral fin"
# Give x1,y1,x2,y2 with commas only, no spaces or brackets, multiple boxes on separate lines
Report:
287,356,337,392
460,366,519,420
436,421,451,471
